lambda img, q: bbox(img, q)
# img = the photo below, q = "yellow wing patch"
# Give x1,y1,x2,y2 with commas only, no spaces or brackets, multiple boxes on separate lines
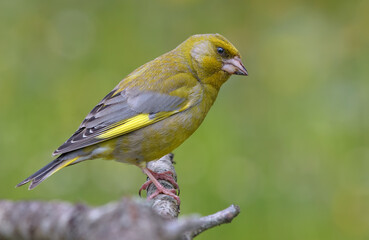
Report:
96,112,173,139
96,97,194,140
51,157,79,177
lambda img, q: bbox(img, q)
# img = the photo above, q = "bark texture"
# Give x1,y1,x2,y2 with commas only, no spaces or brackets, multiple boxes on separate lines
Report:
0,154,240,240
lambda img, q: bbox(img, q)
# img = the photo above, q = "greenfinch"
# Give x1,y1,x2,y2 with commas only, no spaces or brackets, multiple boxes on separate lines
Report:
17,34,248,202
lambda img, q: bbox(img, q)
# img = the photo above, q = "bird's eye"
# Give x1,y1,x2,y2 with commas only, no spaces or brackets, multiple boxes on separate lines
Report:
217,47,225,55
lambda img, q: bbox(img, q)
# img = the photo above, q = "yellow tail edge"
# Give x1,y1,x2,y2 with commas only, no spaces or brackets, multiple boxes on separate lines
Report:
16,156,80,190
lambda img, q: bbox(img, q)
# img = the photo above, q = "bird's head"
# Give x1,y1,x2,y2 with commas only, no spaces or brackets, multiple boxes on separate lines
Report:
178,34,248,86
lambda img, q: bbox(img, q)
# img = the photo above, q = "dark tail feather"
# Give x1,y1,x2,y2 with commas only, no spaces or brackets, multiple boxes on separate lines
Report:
16,156,79,190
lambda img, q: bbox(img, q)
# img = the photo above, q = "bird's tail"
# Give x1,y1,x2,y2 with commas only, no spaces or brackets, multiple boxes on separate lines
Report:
16,156,79,190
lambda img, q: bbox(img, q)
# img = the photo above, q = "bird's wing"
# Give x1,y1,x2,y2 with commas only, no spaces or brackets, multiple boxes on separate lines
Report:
53,77,200,156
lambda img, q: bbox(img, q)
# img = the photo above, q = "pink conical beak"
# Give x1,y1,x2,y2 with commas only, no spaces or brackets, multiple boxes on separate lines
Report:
222,56,248,76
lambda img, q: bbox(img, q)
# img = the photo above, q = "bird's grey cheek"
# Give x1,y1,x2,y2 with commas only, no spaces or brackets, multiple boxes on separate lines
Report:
190,41,211,63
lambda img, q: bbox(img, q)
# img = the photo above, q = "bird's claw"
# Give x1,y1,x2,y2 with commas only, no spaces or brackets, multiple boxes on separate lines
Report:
147,187,180,205
139,170,180,204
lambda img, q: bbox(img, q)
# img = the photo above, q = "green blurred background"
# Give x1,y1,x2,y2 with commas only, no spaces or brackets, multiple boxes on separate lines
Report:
1,0,369,239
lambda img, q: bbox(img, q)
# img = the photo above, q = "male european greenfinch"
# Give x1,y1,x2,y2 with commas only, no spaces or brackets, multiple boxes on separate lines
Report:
17,34,248,203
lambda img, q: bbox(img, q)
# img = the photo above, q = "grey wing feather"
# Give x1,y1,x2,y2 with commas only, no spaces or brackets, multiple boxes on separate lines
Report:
53,87,186,156
126,88,185,113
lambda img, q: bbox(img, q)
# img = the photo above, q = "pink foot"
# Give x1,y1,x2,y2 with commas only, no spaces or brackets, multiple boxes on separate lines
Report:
139,168,180,205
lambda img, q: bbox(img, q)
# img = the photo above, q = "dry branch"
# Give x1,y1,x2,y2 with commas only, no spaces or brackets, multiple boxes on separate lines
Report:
0,154,240,239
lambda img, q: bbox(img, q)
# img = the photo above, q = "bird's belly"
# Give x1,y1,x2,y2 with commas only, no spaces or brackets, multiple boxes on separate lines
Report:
110,105,207,165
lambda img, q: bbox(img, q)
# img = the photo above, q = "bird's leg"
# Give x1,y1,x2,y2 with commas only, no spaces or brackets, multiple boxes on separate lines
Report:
139,167,180,204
